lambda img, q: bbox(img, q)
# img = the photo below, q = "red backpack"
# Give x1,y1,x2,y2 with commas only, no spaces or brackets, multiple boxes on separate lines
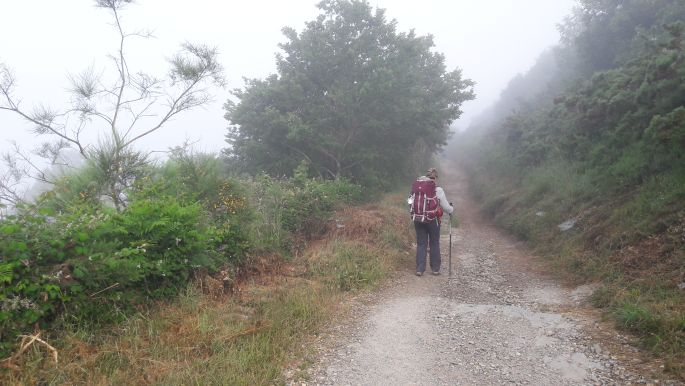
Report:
409,179,439,222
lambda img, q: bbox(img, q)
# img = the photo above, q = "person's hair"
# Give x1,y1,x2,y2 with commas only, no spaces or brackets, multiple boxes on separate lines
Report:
427,167,437,179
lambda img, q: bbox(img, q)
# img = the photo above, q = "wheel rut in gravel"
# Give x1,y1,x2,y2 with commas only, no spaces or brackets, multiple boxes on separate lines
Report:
288,166,681,386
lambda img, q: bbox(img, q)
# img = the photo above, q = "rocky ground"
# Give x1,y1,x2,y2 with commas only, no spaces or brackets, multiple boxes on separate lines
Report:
285,168,682,386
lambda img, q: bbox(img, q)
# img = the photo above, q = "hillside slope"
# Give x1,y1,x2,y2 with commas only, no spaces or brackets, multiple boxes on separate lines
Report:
450,0,684,374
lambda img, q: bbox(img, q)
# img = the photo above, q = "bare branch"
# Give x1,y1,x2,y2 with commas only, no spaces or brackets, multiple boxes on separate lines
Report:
2,152,26,182
109,3,129,140
0,152,27,206
73,119,85,150
0,171,23,206
123,99,156,140
125,28,155,39
119,42,224,148
12,143,52,184
1,102,85,156
35,140,71,165
94,0,133,10
1,3,223,210
98,77,123,99
120,86,198,148
85,109,114,126
130,71,162,98
0,64,18,108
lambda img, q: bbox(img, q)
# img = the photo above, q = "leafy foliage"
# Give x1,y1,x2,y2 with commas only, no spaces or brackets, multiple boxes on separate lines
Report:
0,193,410,385
224,0,474,186
0,194,247,355
559,0,685,74
0,151,362,357
241,163,362,252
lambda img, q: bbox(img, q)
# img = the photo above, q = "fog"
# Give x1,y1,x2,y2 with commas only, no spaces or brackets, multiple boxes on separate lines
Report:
0,0,574,160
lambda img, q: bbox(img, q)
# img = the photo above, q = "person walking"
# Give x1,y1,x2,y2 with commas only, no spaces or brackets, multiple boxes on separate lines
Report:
411,167,453,276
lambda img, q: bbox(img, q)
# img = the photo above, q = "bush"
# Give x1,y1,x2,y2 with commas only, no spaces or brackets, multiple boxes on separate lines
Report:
0,150,364,357
281,178,362,236
0,195,248,356
242,173,362,252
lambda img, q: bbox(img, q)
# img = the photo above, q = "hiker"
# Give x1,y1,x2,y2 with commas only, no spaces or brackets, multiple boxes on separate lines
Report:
409,167,453,276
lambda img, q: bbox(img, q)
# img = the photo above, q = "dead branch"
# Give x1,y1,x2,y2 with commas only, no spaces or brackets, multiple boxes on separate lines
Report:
89,282,120,297
0,332,59,369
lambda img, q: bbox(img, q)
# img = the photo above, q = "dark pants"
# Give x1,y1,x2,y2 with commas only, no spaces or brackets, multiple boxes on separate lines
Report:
414,219,440,273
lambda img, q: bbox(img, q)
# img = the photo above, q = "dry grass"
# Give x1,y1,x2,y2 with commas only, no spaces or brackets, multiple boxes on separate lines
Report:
329,205,384,241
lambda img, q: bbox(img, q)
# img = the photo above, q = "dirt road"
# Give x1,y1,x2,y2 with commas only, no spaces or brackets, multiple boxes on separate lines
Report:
287,167,680,385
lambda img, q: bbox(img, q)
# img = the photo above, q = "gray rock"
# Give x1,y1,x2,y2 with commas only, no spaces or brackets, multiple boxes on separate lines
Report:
558,219,576,231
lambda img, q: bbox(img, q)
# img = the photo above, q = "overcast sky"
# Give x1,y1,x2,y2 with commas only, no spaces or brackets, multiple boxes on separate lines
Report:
0,0,576,158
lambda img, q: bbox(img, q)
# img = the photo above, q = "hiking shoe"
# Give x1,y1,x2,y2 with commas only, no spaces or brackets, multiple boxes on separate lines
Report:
416,272,423,276
432,271,440,275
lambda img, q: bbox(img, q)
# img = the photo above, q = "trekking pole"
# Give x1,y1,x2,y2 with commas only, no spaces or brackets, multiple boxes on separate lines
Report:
448,212,453,278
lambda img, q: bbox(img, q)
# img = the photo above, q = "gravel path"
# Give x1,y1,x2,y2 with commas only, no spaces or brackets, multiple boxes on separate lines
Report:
286,167,681,386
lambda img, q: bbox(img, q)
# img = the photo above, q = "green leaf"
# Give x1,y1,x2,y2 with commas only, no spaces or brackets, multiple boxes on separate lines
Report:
73,267,87,279
10,241,28,252
0,263,13,283
38,207,56,216
0,224,19,235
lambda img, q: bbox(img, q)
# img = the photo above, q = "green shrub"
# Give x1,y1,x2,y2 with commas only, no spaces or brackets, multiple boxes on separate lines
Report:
0,151,361,357
0,195,248,356
243,173,362,252
281,178,362,236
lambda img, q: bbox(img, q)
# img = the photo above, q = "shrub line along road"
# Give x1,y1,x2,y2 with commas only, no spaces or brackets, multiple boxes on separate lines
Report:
287,165,681,386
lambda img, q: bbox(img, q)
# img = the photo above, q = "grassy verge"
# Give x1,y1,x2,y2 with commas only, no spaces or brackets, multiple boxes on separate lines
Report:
1,196,412,385
462,157,685,377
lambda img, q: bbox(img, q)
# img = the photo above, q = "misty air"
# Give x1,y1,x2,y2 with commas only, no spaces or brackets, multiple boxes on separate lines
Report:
0,1,683,384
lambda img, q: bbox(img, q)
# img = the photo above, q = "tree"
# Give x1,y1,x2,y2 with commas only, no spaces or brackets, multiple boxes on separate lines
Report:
224,0,473,185
0,0,224,210
559,0,685,74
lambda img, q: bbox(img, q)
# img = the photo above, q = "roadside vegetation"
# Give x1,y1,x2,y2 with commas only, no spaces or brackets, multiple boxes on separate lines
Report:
450,0,684,376
0,149,413,384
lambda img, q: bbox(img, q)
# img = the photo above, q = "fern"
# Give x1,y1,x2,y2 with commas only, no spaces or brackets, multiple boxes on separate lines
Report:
0,263,13,284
